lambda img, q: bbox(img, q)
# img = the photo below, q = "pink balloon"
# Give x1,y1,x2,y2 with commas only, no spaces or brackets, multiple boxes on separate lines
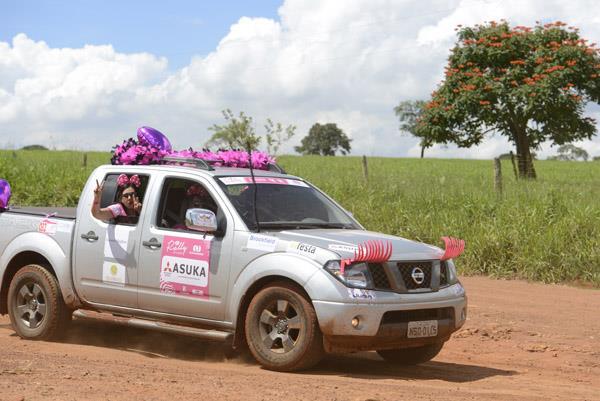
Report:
0,179,11,210
137,126,172,152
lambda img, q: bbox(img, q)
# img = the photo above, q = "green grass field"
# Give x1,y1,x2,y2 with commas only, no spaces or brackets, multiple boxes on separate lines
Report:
1,149,599,286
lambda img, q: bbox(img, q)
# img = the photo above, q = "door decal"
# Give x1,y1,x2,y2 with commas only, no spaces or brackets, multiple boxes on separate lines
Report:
160,236,211,298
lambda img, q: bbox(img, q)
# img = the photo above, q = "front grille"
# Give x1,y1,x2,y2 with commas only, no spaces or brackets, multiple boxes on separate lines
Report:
440,261,448,286
381,307,454,324
397,261,432,290
368,263,391,289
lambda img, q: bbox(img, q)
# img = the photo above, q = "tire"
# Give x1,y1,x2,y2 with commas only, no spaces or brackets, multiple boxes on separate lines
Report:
7,264,72,340
377,342,444,365
244,283,324,371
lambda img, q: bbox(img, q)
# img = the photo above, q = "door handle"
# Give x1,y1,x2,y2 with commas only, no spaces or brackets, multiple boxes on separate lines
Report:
143,238,162,249
81,231,99,242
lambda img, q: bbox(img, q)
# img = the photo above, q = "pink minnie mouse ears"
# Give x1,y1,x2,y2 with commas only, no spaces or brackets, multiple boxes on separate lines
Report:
187,184,207,197
117,174,141,188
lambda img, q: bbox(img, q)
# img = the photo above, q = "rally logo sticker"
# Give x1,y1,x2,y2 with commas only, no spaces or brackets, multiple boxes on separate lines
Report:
38,218,58,235
102,261,126,286
348,288,375,300
328,244,358,254
287,241,331,261
246,234,278,252
160,236,211,298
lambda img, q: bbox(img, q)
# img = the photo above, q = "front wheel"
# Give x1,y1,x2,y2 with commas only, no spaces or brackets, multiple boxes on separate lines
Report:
377,342,444,365
245,283,324,371
7,264,71,340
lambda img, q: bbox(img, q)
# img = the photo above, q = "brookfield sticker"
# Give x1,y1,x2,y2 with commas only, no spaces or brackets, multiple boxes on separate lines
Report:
160,236,211,298
247,234,278,252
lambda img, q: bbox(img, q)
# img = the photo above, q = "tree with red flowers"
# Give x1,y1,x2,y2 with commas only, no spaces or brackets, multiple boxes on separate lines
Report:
416,21,600,178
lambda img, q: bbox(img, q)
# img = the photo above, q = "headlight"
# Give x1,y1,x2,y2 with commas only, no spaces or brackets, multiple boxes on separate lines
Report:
324,260,373,288
446,259,459,285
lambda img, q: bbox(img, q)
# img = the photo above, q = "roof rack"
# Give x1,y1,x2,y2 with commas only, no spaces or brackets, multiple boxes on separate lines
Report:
161,156,214,171
161,156,286,174
267,163,286,174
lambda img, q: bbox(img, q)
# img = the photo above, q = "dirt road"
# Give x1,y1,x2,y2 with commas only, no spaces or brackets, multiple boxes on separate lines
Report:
0,276,598,401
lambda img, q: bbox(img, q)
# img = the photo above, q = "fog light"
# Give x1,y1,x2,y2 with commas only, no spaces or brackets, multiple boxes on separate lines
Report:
351,317,360,328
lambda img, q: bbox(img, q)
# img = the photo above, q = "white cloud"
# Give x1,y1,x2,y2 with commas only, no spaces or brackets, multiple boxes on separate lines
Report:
1,0,600,159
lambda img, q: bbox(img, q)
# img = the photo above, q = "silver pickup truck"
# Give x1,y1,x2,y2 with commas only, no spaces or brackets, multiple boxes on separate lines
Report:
0,161,467,371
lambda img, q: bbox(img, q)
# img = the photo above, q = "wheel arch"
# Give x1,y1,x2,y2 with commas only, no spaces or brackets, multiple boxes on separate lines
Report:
0,251,55,315
232,275,312,349
0,233,79,315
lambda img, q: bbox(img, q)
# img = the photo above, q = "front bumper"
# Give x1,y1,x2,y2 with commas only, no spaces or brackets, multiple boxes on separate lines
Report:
312,283,467,352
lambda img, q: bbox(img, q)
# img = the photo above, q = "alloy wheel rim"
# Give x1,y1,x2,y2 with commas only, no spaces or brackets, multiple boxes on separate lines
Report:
15,282,47,329
258,299,302,354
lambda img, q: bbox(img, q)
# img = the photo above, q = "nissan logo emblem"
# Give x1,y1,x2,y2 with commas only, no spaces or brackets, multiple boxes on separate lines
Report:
411,267,425,285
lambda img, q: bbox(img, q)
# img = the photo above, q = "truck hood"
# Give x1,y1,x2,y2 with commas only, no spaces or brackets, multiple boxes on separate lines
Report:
267,229,443,261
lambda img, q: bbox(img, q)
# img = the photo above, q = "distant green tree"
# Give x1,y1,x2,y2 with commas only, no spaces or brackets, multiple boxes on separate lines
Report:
206,109,261,150
593,155,600,161
206,109,295,153
548,143,589,160
294,123,352,156
416,21,600,179
21,145,48,150
264,119,296,155
394,100,429,158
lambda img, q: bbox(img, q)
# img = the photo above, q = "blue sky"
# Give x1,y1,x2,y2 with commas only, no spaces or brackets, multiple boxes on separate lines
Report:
1,0,284,70
1,0,600,158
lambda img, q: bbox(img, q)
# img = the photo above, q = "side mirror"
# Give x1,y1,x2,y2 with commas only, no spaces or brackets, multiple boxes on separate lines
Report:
185,208,218,234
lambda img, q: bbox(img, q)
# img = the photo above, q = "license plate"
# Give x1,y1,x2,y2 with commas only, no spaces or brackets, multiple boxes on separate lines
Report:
407,320,438,338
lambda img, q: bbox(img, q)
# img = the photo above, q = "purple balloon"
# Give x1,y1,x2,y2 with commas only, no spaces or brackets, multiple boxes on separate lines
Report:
137,126,172,152
0,179,11,210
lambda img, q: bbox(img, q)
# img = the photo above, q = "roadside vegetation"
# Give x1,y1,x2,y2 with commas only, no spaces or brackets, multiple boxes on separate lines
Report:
0,149,598,286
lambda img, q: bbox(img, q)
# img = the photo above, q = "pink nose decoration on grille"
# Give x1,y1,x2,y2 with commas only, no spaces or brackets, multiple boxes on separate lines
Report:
439,236,465,261
340,240,393,274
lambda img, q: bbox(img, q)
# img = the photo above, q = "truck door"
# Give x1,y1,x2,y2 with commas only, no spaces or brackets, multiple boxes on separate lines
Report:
73,172,152,309
137,175,233,322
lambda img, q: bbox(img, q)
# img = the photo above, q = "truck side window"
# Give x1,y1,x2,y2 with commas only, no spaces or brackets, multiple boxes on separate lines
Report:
156,178,218,230
98,173,149,225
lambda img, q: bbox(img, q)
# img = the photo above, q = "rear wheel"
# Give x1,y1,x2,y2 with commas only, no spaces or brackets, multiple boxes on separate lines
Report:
7,264,71,340
245,283,324,371
377,342,444,365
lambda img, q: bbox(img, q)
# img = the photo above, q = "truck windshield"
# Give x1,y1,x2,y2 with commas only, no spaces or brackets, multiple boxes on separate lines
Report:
217,176,360,230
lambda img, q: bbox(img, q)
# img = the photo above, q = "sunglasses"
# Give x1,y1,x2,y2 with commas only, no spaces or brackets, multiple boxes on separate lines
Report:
122,193,137,199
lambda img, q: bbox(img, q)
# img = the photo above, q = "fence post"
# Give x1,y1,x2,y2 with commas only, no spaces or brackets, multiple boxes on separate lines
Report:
83,153,87,167
494,158,503,196
509,151,518,180
362,155,369,183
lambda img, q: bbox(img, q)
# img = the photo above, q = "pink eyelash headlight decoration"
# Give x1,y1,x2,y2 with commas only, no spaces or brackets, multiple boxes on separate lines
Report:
439,236,465,261
340,240,393,274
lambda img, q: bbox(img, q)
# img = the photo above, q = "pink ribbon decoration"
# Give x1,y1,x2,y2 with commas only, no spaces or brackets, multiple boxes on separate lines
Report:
117,174,141,188
340,240,393,274
439,236,465,261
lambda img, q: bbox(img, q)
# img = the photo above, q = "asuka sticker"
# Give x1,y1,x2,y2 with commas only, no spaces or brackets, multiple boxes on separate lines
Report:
160,236,211,298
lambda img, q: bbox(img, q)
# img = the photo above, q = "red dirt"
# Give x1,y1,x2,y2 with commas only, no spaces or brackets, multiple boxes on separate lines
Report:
0,276,598,401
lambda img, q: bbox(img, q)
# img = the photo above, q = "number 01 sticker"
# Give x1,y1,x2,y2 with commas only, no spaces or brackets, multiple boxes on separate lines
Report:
160,236,211,298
